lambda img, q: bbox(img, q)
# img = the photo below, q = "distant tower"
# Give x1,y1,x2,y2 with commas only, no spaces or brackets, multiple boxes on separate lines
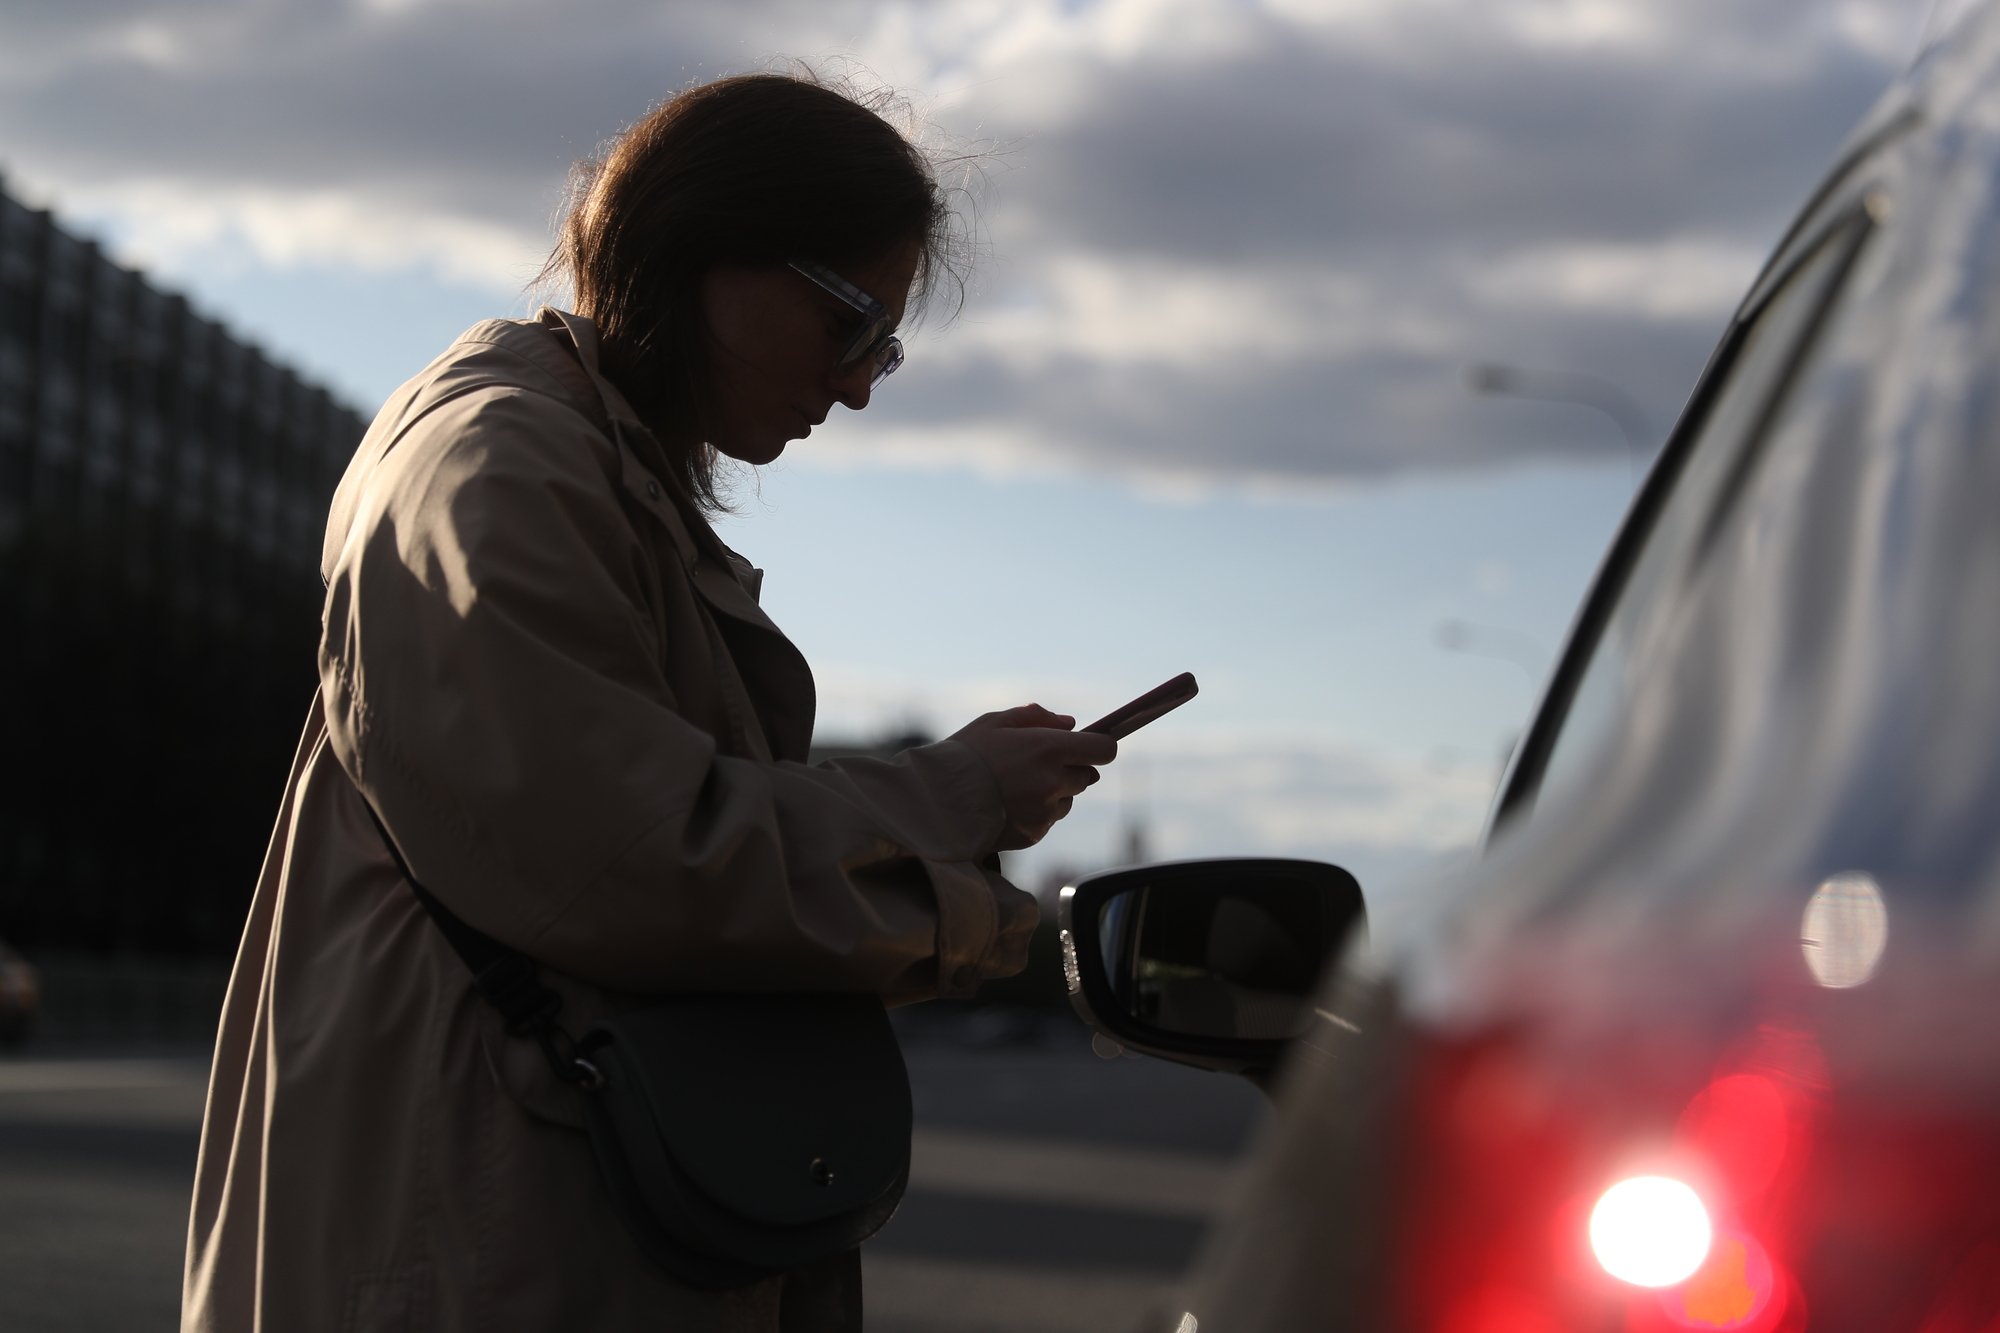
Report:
1117,756,1151,867
1120,818,1150,868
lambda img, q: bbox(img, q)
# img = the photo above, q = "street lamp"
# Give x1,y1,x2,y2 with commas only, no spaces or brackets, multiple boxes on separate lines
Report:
1467,361,1653,484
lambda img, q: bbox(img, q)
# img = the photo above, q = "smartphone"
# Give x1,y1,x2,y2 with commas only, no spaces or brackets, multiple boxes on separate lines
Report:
1082,672,1199,740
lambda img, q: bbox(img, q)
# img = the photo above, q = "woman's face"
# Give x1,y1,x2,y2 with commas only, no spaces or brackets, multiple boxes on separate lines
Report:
697,240,921,465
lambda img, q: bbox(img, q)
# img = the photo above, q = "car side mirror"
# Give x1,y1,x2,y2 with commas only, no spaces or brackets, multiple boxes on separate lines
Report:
1057,858,1364,1080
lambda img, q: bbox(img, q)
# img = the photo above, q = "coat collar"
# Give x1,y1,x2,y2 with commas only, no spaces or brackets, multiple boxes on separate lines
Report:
536,308,817,762
536,309,775,628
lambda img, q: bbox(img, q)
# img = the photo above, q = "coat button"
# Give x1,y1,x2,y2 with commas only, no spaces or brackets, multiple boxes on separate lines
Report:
810,1157,835,1187
645,479,661,500
952,966,976,991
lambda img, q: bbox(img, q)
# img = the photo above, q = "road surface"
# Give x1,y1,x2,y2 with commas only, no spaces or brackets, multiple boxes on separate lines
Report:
0,1013,1264,1333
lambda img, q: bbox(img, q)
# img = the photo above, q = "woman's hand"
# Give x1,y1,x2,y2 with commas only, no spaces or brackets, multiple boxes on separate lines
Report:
948,704,1118,851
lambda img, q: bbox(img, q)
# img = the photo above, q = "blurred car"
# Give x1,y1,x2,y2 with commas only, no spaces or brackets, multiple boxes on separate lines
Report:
1061,9,2000,1330
0,938,39,1046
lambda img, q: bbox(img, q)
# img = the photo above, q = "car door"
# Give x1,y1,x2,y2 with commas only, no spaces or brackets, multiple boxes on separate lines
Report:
1166,124,1911,1333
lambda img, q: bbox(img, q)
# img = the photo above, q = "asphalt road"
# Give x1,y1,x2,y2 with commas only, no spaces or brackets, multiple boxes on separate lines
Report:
0,1012,1265,1333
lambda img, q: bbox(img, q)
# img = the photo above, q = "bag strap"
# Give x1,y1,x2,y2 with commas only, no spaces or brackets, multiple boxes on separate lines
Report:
355,792,605,1088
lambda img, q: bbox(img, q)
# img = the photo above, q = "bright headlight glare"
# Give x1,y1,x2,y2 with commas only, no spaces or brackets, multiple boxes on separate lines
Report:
1589,1175,1713,1288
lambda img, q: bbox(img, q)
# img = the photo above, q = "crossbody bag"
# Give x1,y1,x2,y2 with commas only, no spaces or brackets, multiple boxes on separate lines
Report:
359,799,913,1291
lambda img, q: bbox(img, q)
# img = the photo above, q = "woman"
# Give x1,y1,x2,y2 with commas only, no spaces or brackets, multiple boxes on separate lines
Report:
182,72,1113,1332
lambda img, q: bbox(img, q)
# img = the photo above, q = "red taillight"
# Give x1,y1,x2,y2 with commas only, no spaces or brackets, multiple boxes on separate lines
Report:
1588,1176,1712,1287
1375,930,2000,1331
1381,1017,1823,1330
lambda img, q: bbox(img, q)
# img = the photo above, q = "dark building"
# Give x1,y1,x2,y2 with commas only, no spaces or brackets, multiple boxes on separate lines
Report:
0,178,367,956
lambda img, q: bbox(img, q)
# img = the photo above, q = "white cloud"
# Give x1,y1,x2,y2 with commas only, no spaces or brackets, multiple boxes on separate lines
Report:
1506,0,1670,52
1469,236,1765,321
808,662,1495,869
95,19,195,70
932,254,1461,375
1000,724,1500,906
808,660,1500,896
0,0,1911,485
1151,732,1495,851
810,660,1117,737
803,420,1083,483
803,415,1381,500
1838,0,1927,65
62,179,544,291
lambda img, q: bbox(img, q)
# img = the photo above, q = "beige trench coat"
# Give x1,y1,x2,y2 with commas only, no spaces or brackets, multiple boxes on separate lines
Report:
182,309,1034,1332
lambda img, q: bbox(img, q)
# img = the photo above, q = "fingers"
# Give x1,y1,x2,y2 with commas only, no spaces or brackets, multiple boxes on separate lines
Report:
1002,703,1075,730
1001,724,1116,765
1069,731,1118,765
969,703,1076,732
995,789,1079,852
1022,788,1085,849
1012,799,1072,850
1059,764,1101,797
959,709,1116,851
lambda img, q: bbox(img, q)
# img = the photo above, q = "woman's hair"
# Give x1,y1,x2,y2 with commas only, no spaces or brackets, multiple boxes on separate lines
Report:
545,70,969,512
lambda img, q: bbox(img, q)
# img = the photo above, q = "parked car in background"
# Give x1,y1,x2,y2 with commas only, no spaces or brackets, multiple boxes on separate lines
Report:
0,938,39,1045
1063,7,2000,1328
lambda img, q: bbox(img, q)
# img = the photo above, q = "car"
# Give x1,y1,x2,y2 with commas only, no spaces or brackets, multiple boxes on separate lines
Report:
1060,7,2000,1329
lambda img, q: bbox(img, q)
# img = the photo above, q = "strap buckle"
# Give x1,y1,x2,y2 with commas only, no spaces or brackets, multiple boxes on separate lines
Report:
537,1022,607,1090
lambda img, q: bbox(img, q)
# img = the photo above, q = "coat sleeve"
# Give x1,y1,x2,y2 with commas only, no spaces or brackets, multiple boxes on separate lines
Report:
319,384,1028,999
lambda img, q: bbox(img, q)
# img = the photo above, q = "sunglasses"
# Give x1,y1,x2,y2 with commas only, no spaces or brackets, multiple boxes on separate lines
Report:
788,260,905,389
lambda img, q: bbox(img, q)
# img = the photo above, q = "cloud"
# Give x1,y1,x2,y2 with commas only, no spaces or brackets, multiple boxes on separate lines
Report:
939,0,1899,258
804,657,1499,884
810,655,1500,890
1012,728,1501,905
0,0,1913,486
43,178,546,289
1142,733,1498,855
1469,237,1768,323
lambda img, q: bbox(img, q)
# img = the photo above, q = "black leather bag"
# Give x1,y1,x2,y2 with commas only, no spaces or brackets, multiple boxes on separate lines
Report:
362,802,912,1290
577,995,911,1287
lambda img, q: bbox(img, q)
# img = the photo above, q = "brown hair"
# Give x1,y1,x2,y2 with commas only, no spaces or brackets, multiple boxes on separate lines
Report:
546,71,968,512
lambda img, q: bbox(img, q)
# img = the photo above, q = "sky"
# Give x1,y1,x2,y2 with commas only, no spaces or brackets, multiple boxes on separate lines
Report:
0,0,1945,903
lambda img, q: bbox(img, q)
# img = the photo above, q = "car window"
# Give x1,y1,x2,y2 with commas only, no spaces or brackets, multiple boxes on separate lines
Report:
1519,215,1869,818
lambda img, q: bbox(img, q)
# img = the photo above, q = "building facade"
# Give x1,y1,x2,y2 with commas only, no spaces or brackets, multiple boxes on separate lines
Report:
0,179,368,955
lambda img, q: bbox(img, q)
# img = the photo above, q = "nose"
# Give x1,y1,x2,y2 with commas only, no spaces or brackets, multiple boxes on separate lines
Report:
829,357,875,412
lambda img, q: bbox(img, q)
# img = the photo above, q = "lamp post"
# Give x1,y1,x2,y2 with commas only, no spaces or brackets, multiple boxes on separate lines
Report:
1467,362,1653,484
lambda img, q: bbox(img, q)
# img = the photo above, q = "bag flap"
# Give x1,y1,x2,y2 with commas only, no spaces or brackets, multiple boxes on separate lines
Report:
591,995,912,1228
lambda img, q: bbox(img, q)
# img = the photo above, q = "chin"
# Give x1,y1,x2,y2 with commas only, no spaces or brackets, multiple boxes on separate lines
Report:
713,435,789,467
